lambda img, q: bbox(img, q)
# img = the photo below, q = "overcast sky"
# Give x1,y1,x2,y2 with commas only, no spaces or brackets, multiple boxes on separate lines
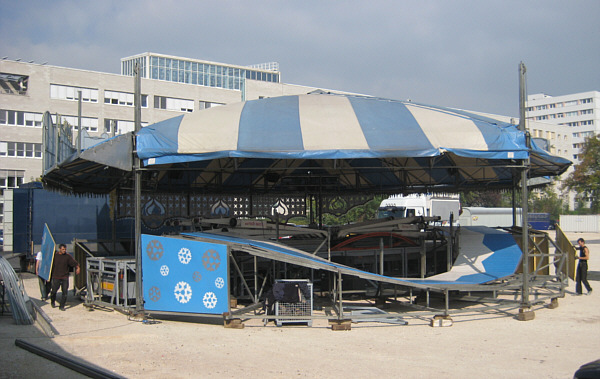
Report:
1,0,598,116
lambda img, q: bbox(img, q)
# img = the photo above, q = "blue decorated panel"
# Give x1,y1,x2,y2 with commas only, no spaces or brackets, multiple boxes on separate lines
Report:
141,235,228,314
39,223,56,281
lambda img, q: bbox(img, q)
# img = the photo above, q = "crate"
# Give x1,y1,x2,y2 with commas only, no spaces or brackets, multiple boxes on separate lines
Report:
274,279,313,327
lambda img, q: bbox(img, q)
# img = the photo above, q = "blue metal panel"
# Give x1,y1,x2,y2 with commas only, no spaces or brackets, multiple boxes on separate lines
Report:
142,235,229,315
480,232,523,276
39,224,56,281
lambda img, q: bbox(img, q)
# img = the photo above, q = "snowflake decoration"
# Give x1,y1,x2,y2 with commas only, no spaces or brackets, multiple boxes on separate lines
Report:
146,240,164,261
202,249,221,271
160,265,169,276
203,292,218,309
148,286,161,302
214,277,225,289
193,271,202,282
178,247,192,264
174,281,192,304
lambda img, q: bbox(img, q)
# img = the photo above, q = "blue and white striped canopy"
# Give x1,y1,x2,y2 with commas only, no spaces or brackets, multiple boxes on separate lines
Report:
138,92,533,165
43,92,570,194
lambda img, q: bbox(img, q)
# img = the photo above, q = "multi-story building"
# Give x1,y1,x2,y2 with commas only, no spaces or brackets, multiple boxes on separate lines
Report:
526,91,600,209
526,91,599,163
0,52,331,230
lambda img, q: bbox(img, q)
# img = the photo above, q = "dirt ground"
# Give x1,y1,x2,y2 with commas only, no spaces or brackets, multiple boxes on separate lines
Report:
1,232,599,378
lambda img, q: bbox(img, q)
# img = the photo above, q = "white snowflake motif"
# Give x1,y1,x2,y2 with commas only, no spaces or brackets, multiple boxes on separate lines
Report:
174,281,192,304
178,247,192,264
214,277,225,289
203,292,218,309
160,265,169,276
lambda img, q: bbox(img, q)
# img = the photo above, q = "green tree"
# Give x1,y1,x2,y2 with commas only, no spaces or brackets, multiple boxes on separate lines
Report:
461,191,505,207
529,186,566,220
563,135,600,213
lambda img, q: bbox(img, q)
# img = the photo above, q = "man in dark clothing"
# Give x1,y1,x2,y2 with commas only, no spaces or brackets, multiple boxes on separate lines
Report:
575,238,592,296
50,244,80,310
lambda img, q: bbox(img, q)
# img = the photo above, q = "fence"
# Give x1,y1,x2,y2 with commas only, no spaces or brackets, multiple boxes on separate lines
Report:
559,215,600,233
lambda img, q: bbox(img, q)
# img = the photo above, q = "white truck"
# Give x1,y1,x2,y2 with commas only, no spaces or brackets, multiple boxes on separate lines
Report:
377,194,460,224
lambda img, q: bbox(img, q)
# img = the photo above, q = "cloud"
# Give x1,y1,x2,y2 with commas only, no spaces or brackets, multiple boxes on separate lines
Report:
1,0,598,116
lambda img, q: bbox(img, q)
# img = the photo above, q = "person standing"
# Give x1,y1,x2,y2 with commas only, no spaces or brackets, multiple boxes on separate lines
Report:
49,244,80,310
35,251,51,300
575,238,592,296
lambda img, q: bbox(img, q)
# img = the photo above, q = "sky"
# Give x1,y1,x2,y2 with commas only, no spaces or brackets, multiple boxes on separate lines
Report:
1,0,599,117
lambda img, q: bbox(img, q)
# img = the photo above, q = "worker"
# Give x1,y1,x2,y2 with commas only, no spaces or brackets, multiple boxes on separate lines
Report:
49,244,80,310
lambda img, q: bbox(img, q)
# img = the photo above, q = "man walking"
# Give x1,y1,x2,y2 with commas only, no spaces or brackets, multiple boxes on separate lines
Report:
49,244,80,310
575,238,592,296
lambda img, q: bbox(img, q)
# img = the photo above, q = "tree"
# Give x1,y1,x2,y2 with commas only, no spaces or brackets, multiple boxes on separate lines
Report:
563,135,600,213
529,186,566,220
461,191,506,207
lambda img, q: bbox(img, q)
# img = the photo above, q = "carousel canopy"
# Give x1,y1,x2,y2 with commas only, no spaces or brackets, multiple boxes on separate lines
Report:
42,92,570,195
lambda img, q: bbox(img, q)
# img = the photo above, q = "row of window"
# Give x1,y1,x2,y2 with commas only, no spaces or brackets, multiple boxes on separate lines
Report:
561,120,595,127
154,96,194,112
0,109,43,127
527,98,594,111
103,119,149,134
104,90,148,107
50,84,99,102
141,56,279,91
0,141,42,158
532,109,593,120
2,105,221,136
530,129,566,141
50,84,218,113
572,131,596,139
121,57,147,78
0,170,25,191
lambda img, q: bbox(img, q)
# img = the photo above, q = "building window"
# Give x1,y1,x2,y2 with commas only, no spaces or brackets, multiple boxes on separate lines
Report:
104,90,147,107
580,109,593,115
51,115,98,133
50,84,98,102
0,170,25,195
198,101,224,110
581,98,593,104
0,141,42,158
0,109,43,127
104,119,148,134
0,73,29,95
154,95,194,112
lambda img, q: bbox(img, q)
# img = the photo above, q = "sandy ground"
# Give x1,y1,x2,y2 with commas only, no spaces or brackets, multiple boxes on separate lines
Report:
1,232,599,379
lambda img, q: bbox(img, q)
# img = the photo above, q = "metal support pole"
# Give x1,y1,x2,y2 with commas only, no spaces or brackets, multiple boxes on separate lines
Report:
77,91,82,152
133,62,144,313
337,270,343,320
518,61,532,313
420,237,426,278
379,238,384,275
447,213,453,272
511,178,517,228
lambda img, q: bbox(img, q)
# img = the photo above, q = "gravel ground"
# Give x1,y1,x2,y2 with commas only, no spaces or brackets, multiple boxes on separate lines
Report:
1,232,599,378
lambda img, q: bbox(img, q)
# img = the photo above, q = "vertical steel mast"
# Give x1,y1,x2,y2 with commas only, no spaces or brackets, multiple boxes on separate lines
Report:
134,62,144,313
518,62,533,319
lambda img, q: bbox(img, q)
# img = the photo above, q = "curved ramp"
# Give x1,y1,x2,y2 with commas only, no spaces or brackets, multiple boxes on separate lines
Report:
182,226,522,290
404,226,523,286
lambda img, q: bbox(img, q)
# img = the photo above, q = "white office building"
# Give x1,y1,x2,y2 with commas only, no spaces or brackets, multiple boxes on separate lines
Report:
526,91,599,163
526,91,600,209
0,53,335,228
